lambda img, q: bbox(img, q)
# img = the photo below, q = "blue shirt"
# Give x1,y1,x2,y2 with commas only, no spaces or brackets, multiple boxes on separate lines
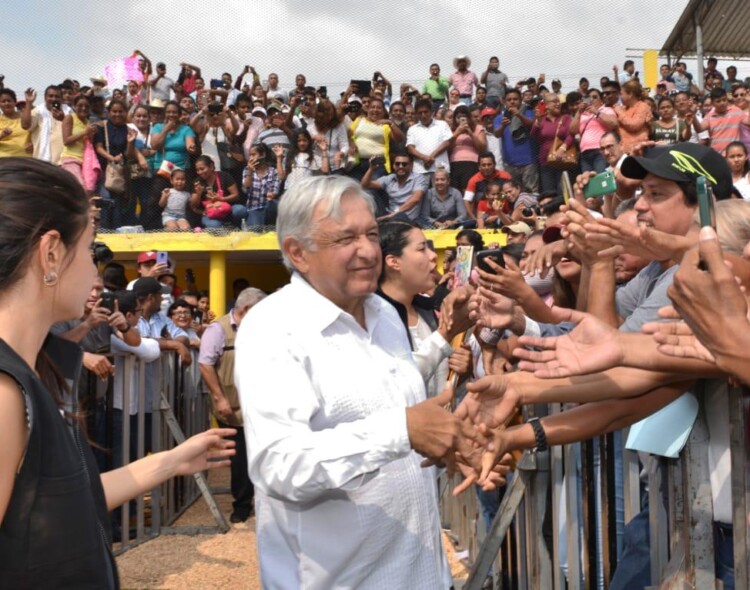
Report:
151,123,196,170
494,109,535,167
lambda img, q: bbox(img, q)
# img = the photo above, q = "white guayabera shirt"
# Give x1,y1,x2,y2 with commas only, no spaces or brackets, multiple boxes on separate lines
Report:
236,274,451,590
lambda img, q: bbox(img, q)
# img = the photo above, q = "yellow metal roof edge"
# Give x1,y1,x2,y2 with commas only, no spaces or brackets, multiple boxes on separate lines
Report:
97,229,507,253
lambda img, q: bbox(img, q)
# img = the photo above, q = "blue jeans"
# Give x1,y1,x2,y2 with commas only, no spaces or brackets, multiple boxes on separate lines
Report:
100,184,138,229
580,149,607,174
246,207,267,228
609,501,651,590
714,522,735,590
202,204,248,228
611,482,734,589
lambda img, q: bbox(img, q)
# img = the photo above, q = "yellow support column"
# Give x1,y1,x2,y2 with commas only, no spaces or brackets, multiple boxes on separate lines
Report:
209,251,226,317
643,49,659,93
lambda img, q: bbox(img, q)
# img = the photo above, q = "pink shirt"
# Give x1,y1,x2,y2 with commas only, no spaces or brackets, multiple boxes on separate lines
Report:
450,125,484,163
449,71,479,95
579,106,616,152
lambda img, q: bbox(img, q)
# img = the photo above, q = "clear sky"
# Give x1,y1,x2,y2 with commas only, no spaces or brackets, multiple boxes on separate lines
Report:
5,0,737,97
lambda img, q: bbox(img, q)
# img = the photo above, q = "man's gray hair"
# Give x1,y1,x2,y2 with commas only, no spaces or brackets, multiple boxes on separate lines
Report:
235,287,267,310
276,176,376,271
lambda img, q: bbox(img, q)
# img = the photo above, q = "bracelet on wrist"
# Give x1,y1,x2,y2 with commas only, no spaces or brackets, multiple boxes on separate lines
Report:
119,323,131,334
527,417,548,453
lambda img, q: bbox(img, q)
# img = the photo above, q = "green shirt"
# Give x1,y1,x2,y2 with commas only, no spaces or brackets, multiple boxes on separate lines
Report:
422,76,450,100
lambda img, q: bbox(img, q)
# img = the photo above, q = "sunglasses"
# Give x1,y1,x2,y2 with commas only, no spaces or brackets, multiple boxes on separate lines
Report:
393,161,410,167
602,90,617,95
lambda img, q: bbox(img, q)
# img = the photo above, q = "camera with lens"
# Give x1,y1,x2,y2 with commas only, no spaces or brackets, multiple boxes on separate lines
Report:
91,241,113,265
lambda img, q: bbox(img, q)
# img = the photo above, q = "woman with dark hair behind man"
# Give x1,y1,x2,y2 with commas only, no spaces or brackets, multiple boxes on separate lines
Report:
0,158,235,588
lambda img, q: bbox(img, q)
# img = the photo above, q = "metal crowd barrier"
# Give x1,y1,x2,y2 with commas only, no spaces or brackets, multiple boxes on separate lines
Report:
440,383,750,589
81,349,226,555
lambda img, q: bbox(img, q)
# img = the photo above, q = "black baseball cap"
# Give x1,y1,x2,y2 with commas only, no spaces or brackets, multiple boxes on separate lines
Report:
620,142,732,199
132,277,164,298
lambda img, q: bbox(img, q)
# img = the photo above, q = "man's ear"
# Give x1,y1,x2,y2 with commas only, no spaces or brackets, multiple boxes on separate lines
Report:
282,236,309,274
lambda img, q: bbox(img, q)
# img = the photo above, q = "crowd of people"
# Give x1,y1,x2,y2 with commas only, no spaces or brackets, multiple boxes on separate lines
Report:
1,52,749,233
2,51,750,590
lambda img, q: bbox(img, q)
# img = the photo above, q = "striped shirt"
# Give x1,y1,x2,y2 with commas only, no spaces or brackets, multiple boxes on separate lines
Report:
704,105,745,155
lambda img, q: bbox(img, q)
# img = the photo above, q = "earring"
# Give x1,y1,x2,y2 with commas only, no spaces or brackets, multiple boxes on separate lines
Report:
43,271,58,287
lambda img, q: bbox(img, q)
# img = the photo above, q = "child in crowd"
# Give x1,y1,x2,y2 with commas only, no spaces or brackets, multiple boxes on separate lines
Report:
159,168,191,230
476,181,510,228
280,128,330,191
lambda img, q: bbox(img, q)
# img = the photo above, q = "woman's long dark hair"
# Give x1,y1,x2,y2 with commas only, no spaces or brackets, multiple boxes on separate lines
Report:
378,218,418,283
285,129,314,176
0,158,90,403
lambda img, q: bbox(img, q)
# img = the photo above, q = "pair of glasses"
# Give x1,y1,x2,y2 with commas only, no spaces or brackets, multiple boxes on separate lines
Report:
602,91,617,95
734,93,747,98
171,310,191,317
393,162,410,167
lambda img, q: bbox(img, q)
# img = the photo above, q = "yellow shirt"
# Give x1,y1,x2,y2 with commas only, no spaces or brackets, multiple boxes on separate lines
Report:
0,115,31,158
61,113,87,162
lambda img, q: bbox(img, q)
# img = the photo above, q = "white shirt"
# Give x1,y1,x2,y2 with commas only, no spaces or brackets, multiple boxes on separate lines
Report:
111,335,161,414
236,274,451,590
406,119,452,173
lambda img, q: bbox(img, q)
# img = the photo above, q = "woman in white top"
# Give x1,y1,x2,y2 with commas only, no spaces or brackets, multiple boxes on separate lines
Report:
194,103,240,172
306,98,349,173
377,219,471,397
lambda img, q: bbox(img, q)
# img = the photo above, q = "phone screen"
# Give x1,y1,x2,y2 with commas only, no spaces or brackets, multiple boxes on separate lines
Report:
156,251,169,265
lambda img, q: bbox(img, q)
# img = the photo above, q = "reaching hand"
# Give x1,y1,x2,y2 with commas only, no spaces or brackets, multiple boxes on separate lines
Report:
642,315,716,364
523,240,568,278
476,259,531,302
663,227,750,366
169,428,236,477
513,307,624,378
448,344,472,377
469,287,516,331
439,285,475,339
83,352,115,380
461,373,522,430
406,383,486,476
563,199,612,266
584,216,688,262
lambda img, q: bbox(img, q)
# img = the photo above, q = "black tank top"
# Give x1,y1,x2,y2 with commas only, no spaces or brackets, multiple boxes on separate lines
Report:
0,336,118,589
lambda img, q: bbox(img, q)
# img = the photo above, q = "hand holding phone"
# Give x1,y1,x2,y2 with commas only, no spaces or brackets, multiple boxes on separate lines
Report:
697,176,716,231
476,249,506,273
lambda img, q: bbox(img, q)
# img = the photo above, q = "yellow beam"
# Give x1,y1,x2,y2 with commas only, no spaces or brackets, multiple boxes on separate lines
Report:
95,229,506,253
209,251,227,317
643,49,659,92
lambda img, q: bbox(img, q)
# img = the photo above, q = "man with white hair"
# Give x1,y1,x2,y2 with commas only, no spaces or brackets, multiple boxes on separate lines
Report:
236,176,482,589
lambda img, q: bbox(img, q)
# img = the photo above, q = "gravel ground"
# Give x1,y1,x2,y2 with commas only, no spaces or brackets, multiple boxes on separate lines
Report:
116,468,261,589
116,467,469,589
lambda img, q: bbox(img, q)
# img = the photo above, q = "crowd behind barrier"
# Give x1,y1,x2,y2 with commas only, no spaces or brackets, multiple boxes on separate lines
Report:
4,50,750,590
2,53,750,234
440,385,750,589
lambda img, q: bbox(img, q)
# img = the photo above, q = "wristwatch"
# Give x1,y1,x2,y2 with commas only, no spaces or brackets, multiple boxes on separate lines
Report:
527,417,548,453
